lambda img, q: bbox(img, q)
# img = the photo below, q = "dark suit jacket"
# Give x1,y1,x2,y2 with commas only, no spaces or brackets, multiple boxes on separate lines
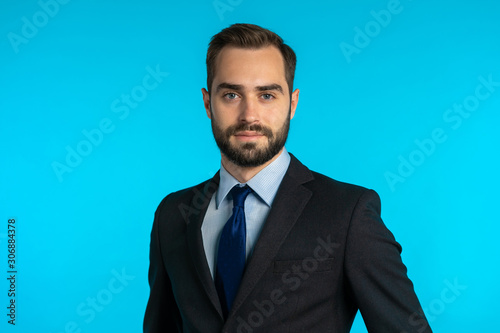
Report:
144,154,432,332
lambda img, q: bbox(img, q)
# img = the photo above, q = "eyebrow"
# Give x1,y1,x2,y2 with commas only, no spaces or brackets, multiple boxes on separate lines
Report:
256,84,284,94
215,82,284,95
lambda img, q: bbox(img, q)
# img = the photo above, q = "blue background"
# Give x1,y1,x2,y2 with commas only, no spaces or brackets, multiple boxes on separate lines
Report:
1,0,499,332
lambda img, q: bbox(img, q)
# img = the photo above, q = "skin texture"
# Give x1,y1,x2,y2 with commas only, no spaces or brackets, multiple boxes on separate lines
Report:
202,45,300,183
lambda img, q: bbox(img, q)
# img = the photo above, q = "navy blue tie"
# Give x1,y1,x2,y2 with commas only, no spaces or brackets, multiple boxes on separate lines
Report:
215,185,253,318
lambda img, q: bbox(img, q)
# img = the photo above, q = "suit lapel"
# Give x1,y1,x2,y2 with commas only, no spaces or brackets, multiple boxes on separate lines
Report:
227,154,314,320
185,173,224,319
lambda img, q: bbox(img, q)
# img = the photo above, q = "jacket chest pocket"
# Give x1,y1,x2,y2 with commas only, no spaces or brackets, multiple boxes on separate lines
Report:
271,258,336,296
273,258,334,274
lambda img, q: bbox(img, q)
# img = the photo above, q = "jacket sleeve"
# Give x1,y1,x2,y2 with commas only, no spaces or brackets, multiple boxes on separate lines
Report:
143,198,183,333
344,189,432,333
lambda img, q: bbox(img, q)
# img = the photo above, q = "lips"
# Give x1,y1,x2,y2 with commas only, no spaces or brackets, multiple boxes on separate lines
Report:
233,131,264,141
235,131,263,137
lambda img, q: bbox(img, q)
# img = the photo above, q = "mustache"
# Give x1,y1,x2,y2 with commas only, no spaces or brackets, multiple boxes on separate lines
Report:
226,123,273,138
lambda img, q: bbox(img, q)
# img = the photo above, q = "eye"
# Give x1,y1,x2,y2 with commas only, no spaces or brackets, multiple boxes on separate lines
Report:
224,92,238,100
261,93,275,100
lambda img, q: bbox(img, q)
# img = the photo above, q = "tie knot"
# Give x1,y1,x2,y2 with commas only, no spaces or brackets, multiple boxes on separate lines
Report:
230,185,252,208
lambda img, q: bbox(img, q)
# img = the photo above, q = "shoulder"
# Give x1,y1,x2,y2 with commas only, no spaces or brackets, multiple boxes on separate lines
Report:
155,176,219,218
308,170,368,196
286,154,382,216
289,153,377,202
308,170,381,212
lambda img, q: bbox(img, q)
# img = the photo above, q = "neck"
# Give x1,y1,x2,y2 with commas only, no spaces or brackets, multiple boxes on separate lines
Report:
221,148,284,183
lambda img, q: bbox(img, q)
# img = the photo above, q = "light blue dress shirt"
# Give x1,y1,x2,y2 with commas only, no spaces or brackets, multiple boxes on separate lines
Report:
201,148,291,279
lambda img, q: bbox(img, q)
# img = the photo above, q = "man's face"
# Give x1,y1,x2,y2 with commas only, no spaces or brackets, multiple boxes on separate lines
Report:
202,45,299,167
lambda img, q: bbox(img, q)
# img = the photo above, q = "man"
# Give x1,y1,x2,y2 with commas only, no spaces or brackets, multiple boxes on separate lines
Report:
144,23,432,333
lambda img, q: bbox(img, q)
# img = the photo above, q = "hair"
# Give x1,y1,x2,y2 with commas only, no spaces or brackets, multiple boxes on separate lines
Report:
206,23,296,95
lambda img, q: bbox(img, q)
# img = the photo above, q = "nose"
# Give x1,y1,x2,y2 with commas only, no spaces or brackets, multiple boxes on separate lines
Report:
239,98,258,123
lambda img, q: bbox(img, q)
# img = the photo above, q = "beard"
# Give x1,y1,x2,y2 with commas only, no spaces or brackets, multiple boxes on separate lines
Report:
211,110,291,168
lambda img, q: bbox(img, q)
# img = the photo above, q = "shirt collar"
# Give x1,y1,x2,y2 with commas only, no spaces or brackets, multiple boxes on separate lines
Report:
216,147,291,208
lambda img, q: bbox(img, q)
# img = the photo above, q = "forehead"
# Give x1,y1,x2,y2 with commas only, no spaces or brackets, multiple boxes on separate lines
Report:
213,45,286,87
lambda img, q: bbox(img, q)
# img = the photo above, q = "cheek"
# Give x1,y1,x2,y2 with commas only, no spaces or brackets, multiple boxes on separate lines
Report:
266,107,290,127
211,105,237,126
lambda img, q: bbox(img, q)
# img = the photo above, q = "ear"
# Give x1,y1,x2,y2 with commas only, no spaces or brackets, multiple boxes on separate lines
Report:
290,88,299,120
202,88,211,119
